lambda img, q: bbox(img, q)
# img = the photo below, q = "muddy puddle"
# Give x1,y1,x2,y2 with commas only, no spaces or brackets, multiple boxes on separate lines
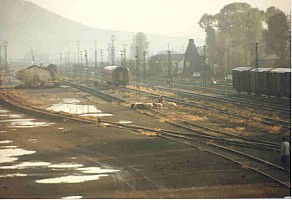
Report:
46,98,113,117
0,139,121,185
0,106,54,128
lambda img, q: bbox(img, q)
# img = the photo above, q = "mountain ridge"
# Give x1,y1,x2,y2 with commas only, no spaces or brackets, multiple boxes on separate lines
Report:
0,0,203,64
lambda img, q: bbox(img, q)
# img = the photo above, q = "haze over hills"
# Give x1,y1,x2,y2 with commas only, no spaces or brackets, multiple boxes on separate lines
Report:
0,0,203,65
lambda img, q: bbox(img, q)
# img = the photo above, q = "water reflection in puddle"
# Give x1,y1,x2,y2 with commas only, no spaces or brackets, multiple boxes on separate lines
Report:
36,174,108,184
0,140,13,144
47,98,113,117
0,161,51,169
79,113,113,117
77,167,120,174
0,147,35,163
62,196,83,199
0,109,9,113
49,163,84,169
117,120,133,124
0,146,17,148
0,114,23,118
0,173,28,177
0,106,54,128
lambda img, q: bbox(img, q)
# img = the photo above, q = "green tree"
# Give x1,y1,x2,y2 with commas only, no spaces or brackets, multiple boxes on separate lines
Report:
263,7,291,67
198,3,264,73
130,32,149,60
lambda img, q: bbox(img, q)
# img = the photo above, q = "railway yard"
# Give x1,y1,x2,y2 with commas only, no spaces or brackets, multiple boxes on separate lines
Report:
0,79,290,198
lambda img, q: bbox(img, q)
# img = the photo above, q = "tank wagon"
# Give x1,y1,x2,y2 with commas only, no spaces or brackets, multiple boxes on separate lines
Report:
232,67,291,98
103,66,129,86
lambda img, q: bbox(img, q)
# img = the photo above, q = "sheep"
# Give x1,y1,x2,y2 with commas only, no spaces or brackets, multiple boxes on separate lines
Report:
153,103,163,108
164,102,177,106
130,103,153,110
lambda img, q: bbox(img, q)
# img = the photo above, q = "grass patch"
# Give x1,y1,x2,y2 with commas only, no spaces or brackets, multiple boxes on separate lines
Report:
139,130,157,137
268,126,282,134
241,161,250,169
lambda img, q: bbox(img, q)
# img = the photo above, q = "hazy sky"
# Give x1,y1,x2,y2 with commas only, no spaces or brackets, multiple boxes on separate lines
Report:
26,0,290,39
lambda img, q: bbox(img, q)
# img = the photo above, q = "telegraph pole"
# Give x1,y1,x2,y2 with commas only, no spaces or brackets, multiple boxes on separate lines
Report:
143,50,146,83
167,44,172,87
123,44,127,67
100,49,103,82
0,44,2,67
227,45,230,74
60,52,63,75
95,41,97,79
202,45,206,91
80,50,83,80
67,51,70,77
254,42,260,69
85,50,88,84
4,41,8,74
111,35,115,65
76,41,80,68
136,46,140,100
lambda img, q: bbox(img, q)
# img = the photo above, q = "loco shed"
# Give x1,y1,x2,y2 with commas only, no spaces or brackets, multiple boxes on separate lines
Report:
103,66,129,86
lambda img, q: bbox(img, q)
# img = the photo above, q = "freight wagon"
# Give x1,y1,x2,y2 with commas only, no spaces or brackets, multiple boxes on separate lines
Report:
232,67,291,98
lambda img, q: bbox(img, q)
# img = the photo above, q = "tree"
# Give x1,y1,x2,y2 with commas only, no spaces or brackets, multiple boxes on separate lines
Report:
198,3,264,73
263,7,291,67
130,32,149,60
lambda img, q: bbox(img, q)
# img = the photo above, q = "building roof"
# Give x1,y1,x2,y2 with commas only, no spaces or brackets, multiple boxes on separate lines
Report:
250,68,274,72
27,65,50,71
270,68,291,73
103,65,120,70
232,67,254,71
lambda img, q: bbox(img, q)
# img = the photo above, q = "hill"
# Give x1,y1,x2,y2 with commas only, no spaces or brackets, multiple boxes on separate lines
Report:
0,0,203,65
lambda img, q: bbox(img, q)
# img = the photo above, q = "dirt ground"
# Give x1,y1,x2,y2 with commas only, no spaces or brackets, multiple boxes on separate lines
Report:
0,87,290,198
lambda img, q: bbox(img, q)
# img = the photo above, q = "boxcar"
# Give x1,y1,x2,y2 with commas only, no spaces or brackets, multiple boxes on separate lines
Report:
269,68,291,98
250,68,273,95
103,66,129,86
232,67,254,94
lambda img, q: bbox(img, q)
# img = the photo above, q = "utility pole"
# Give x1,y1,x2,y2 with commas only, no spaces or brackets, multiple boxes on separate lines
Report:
0,44,2,67
136,46,140,100
95,41,97,79
80,50,83,80
111,35,115,65
143,50,146,83
4,41,8,74
60,52,63,75
227,45,230,74
123,44,127,67
202,45,206,91
100,49,103,82
85,50,88,84
67,51,70,77
76,41,80,68
253,42,260,96
254,42,260,69
167,44,172,87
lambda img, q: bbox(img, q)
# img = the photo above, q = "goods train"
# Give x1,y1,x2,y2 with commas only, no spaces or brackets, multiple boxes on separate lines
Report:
232,67,291,98
103,65,129,86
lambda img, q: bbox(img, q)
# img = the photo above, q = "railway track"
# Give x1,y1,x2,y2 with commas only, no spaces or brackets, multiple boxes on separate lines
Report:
0,87,290,189
148,78,290,107
119,83,290,129
137,82,291,115
0,83,290,187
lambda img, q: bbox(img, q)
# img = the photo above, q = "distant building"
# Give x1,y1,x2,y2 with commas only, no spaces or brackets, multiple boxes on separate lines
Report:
16,65,53,84
149,51,185,76
183,39,201,78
